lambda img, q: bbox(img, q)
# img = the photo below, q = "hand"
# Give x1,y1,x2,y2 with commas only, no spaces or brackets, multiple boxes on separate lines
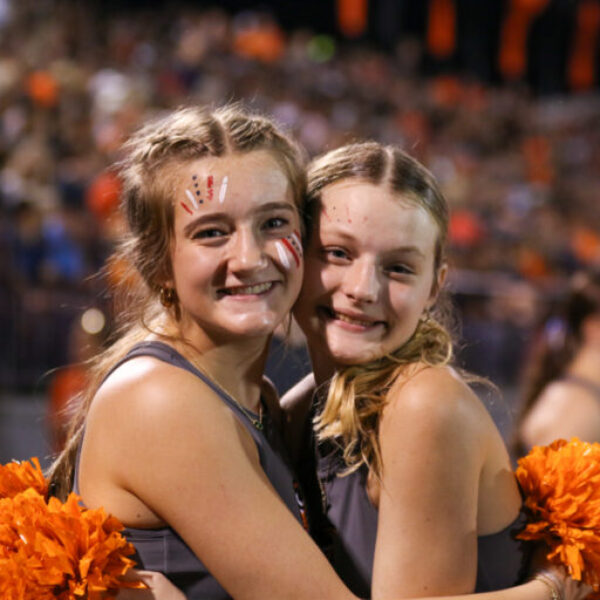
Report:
115,570,187,600
535,566,594,600
562,574,593,600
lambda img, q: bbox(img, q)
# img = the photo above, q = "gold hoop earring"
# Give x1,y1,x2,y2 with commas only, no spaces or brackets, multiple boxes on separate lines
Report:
159,286,176,308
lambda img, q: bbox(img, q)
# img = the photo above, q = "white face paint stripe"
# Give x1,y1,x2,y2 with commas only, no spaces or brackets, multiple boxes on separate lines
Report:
291,231,303,257
219,176,228,203
185,189,198,209
275,241,291,270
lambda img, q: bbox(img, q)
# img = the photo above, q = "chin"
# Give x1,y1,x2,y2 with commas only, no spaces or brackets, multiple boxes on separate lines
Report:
326,343,382,367
224,314,283,338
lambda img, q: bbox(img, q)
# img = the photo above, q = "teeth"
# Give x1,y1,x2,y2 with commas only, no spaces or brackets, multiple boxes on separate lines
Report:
334,312,374,327
224,282,273,295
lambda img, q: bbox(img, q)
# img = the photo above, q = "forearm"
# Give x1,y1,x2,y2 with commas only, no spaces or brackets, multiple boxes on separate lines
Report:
410,580,552,600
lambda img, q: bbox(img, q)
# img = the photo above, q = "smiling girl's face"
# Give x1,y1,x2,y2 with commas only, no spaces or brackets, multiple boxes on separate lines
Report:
294,178,445,368
167,150,304,346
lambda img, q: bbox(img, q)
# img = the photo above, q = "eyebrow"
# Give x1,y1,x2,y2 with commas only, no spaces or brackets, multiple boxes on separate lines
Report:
182,202,296,237
392,246,427,260
254,202,297,214
321,229,427,260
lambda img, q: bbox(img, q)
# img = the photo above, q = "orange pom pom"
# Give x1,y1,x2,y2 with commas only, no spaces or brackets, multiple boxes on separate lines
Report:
0,457,47,498
516,438,600,594
0,459,146,598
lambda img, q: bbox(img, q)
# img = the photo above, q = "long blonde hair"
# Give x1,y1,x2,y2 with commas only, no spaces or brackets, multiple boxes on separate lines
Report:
48,104,306,499
308,142,453,479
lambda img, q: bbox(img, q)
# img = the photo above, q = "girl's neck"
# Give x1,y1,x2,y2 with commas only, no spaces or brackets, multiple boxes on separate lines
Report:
154,319,271,412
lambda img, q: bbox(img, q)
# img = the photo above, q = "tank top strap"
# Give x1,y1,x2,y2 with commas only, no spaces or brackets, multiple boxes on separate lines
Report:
111,340,264,428
73,340,264,495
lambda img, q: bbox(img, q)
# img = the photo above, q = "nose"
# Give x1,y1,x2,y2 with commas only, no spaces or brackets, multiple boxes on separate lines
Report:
342,258,380,303
229,227,267,273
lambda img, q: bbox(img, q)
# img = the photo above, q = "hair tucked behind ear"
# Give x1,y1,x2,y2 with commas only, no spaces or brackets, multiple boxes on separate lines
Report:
47,104,306,499
308,142,454,479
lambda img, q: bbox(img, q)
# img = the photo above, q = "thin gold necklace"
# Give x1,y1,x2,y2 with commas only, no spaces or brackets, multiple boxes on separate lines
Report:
184,348,264,430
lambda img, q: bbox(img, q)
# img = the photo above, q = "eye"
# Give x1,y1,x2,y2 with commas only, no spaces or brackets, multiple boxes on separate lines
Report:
386,263,415,277
263,216,289,231
193,227,227,240
322,247,351,263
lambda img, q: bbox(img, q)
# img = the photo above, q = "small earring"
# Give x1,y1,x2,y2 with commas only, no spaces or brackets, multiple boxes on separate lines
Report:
159,286,176,308
419,308,432,323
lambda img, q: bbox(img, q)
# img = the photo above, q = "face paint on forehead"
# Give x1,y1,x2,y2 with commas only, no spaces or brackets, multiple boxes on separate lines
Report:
218,175,228,204
179,172,228,213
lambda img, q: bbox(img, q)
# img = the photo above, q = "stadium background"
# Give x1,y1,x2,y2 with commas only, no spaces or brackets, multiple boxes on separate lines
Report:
0,0,599,465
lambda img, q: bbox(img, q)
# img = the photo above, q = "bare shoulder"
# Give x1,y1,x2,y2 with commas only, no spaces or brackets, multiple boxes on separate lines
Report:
378,363,496,459
85,354,253,470
385,364,485,424
90,355,231,426
520,380,600,447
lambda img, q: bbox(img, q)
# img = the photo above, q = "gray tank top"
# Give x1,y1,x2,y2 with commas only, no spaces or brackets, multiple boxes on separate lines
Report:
74,341,309,600
316,445,532,598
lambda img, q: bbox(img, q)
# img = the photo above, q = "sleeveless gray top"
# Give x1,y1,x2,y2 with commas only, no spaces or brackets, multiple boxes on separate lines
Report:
74,341,309,600
316,445,531,598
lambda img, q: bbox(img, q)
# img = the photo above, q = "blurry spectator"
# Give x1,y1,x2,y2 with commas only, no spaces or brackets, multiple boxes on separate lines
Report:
0,1,598,397
47,307,107,451
517,270,600,452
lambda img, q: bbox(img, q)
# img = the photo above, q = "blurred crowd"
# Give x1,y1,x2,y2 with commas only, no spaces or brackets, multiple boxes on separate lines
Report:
1,0,599,395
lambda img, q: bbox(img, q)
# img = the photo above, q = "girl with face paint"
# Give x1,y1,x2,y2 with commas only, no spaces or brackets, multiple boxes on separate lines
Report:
119,140,588,600
47,105,356,600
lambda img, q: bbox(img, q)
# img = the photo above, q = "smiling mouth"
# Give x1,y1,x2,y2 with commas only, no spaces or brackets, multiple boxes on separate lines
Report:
322,307,385,329
220,282,275,296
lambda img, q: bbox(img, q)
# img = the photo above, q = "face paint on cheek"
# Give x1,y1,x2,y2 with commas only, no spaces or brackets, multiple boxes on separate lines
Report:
218,176,228,204
290,230,303,259
275,241,291,270
278,231,302,269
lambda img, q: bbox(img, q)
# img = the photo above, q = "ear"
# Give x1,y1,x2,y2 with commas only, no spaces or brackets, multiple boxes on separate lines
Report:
427,262,448,308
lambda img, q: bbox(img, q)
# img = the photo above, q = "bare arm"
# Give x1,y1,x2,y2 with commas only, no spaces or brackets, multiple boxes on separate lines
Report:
280,372,316,464
100,364,582,600
81,361,357,600
125,572,584,600
372,367,490,598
